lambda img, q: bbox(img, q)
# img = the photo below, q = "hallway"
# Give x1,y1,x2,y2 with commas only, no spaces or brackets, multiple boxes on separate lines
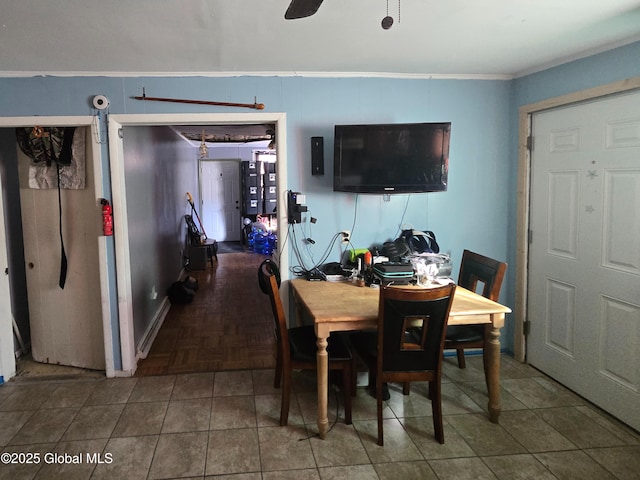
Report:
136,250,275,376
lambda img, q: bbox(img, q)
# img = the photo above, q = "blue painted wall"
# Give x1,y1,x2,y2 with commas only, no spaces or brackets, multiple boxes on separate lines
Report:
0,39,638,362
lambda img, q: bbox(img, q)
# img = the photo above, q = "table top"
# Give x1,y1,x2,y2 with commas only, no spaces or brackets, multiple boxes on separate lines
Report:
290,278,511,329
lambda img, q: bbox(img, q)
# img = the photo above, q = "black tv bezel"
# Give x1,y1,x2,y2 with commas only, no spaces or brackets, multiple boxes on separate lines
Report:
332,122,450,194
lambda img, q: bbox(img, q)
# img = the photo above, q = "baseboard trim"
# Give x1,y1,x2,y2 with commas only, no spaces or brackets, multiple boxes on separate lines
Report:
136,297,171,360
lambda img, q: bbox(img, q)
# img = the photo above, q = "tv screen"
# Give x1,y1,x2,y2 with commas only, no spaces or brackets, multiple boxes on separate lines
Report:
333,122,451,194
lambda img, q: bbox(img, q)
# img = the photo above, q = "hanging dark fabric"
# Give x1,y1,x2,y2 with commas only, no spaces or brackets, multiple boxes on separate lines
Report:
16,126,76,289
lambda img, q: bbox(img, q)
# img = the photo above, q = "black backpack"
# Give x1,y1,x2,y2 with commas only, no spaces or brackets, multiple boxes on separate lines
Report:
400,229,440,254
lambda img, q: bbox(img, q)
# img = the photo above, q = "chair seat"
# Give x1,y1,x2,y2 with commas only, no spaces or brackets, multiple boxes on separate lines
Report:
289,326,352,362
445,325,484,343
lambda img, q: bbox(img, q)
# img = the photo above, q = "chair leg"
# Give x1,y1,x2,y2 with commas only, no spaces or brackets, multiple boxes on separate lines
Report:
376,376,384,446
342,363,352,425
456,348,467,369
402,382,411,395
429,380,445,444
279,368,291,426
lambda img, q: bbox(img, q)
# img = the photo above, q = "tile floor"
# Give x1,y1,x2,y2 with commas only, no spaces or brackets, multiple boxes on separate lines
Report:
0,355,638,479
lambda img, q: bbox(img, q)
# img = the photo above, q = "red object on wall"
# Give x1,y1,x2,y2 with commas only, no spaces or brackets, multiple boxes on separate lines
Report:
101,200,113,236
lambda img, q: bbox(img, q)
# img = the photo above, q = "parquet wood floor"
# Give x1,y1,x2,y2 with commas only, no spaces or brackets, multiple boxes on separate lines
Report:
135,251,275,376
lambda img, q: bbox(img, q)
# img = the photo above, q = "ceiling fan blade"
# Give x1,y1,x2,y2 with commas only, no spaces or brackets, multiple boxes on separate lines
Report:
285,0,324,19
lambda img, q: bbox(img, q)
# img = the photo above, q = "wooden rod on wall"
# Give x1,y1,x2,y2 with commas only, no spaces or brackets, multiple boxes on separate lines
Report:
133,91,265,110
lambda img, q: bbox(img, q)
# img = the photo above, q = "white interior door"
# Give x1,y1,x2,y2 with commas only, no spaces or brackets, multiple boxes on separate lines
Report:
18,128,105,370
527,90,640,430
200,160,241,242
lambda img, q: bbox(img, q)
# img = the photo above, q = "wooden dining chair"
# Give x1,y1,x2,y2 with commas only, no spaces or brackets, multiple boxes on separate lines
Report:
258,259,353,426
445,250,507,369
351,284,456,445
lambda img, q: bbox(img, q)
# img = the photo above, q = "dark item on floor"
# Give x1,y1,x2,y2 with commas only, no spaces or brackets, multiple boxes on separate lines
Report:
351,283,456,446
167,280,195,304
258,258,353,426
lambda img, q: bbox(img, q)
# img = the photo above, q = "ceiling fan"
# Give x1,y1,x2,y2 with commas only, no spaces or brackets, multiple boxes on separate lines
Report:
285,0,324,19
285,0,400,29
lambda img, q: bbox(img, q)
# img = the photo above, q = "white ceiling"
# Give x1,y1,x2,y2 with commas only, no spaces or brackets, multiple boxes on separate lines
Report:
2,1,640,78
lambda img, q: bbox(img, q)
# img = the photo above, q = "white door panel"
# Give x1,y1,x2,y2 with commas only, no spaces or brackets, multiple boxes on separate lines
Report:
200,160,241,242
18,129,105,370
528,90,640,431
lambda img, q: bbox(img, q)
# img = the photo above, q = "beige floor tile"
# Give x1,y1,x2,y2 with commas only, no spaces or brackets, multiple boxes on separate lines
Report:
455,381,528,412
262,469,320,480
213,370,254,396
501,377,584,409
10,408,79,445
575,405,640,445
128,375,176,403
308,423,369,467
0,383,58,411
85,377,137,405
374,460,439,480
92,435,158,480
252,369,279,395
535,450,616,480
258,425,316,472
482,453,557,480
446,413,527,457
354,418,423,463
61,404,124,441
254,392,305,426
537,406,629,449
429,457,498,480
162,397,212,433
403,416,476,459
499,409,577,452
585,445,640,480
41,382,97,409
148,431,208,479
319,464,380,479
296,390,350,426
33,438,107,480
0,410,35,446
210,395,255,430
171,372,214,400
112,401,168,437
207,428,261,475
0,443,57,480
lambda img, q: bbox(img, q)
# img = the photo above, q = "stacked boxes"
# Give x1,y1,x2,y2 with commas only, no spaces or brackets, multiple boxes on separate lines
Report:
241,160,277,216
263,162,277,215
241,160,262,215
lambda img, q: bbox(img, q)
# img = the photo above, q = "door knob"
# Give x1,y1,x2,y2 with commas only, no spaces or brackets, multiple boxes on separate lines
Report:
28,262,34,269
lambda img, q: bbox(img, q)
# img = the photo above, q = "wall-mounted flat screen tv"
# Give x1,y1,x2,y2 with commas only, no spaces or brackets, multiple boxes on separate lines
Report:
333,122,451,194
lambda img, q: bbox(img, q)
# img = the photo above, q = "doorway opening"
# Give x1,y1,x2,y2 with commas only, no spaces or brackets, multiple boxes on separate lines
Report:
107,113,289,375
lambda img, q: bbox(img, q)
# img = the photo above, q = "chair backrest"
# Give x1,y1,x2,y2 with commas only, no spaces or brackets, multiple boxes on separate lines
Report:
258,259,289,356
458,250,507,302
377,284,456,374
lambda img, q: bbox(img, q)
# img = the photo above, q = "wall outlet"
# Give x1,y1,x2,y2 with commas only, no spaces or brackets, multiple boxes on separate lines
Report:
341,230,351,245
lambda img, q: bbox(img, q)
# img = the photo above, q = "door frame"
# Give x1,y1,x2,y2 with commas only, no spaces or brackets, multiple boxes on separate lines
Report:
107,112,288,374
0,116,114,379
514,77,640,361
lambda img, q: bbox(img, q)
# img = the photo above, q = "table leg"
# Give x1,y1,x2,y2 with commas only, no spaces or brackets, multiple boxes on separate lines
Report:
316,334,329,439
485,324,502,423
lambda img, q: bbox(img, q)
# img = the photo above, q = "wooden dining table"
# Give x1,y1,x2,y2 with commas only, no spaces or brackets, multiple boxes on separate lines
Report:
289,278,512,439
